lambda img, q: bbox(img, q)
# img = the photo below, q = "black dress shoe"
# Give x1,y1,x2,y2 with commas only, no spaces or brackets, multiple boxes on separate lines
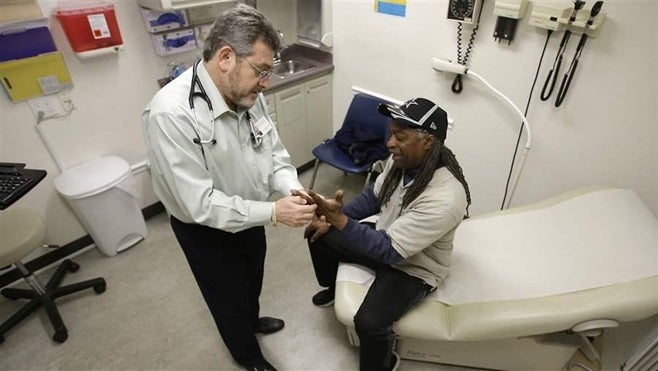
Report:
312,287,335,307
255,317,284,334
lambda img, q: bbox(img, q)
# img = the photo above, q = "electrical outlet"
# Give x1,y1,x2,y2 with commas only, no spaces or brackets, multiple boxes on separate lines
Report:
59,91,75,111
27,92,74,121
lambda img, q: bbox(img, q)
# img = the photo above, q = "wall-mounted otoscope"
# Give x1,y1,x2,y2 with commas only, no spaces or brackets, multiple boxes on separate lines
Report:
540,0,586,102
554,1,604,107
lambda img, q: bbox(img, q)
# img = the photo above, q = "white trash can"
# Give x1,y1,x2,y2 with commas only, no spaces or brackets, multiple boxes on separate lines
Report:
54,156,148,256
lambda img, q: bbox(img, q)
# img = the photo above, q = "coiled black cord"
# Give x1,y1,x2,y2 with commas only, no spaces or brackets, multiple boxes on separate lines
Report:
453,24,466,93
456,23,464,64
462,21,480,66
500,29,553,209
452,1,486,94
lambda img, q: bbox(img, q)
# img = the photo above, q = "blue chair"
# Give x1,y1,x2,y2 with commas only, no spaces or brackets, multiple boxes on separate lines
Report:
308,93,391,190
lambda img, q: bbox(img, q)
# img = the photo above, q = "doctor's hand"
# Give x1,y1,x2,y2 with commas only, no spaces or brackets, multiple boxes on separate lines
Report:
304,214,330,243
290,189,315,205
308,189,348,230
275,195,317,227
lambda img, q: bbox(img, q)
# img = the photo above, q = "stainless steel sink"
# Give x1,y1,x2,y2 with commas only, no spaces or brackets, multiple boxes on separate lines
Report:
272,59,314,77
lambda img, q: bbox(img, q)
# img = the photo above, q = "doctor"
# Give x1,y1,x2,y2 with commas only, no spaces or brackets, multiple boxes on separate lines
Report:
142,5,315,371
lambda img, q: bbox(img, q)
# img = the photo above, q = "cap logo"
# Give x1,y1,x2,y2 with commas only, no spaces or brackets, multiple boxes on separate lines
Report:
403,99,419,109
429,122,437,130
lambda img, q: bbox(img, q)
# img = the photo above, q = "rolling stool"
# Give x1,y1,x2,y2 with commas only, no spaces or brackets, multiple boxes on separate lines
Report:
0,209,106,344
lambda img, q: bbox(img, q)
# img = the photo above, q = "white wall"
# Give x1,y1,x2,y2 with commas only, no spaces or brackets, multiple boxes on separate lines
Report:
331,0,657,217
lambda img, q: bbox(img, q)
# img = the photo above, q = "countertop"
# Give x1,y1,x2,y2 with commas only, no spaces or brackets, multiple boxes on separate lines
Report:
157,44,333,91
265,44,334,94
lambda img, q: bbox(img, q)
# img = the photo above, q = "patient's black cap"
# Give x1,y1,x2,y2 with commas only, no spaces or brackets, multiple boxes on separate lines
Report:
378,98,448,142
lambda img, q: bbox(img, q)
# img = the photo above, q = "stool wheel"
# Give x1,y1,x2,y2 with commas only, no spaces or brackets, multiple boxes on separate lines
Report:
67,261,80,273
53,328,69,343
53,328,68,343
93,283,106,294
2,289,20,300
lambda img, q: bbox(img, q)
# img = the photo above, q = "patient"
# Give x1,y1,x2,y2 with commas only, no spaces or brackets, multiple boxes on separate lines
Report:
301,97,471,371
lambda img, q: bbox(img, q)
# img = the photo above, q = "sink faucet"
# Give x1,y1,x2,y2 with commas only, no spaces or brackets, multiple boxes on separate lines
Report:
274,30,287,64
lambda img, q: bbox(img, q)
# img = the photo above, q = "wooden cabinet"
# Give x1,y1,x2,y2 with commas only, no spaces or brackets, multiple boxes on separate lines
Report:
274,84,307,168
266,74,332,168
304,75,333,154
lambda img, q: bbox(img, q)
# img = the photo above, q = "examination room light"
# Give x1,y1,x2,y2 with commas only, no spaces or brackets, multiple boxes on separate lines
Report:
432,57,532,209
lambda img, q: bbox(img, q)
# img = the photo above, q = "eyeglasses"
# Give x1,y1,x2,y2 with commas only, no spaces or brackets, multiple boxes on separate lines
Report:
242,57,273,81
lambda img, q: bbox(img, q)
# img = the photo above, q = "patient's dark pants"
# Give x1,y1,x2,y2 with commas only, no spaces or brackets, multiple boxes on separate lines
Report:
171,216,266,367
308,229,430,371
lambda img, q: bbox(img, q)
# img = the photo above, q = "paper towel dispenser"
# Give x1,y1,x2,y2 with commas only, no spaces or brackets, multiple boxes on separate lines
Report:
297,0,332,48
137,0,234,11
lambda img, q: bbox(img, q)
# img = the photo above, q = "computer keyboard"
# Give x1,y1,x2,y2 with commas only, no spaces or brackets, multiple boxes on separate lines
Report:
0,174,33,202
0,166,47,210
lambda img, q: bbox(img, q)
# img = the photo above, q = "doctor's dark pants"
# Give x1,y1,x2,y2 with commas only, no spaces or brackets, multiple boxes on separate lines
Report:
171,216,267,367
308,228,431,371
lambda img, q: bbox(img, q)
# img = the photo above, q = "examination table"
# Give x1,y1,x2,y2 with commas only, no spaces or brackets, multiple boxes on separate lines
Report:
333,187,658,370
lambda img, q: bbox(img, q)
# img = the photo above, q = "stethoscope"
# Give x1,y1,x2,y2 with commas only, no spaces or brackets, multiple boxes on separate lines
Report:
187,59,264,148
188,59,217,145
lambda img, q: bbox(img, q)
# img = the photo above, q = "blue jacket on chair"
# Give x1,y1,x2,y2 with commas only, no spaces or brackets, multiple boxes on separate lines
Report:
333,123,389,166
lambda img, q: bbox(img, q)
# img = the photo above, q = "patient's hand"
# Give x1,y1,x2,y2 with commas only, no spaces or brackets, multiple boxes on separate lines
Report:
304,214,330,242
308,189,348,230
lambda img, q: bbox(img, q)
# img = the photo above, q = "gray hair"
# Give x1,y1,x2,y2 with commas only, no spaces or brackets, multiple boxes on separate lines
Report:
202,4,280,61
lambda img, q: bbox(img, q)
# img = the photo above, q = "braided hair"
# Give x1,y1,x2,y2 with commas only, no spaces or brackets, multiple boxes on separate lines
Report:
378,138,471,216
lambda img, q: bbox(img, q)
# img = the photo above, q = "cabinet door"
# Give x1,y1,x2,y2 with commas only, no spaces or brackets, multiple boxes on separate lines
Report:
264,93,277,127
305,75,332,153
274,84,309,167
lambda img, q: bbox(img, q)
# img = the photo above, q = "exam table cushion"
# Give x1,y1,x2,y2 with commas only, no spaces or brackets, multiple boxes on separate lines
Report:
334,187,658,341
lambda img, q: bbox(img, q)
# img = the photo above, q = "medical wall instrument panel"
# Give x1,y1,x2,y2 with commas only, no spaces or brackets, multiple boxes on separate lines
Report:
432,0,607,209
531,1,606,107
439,0,607,104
